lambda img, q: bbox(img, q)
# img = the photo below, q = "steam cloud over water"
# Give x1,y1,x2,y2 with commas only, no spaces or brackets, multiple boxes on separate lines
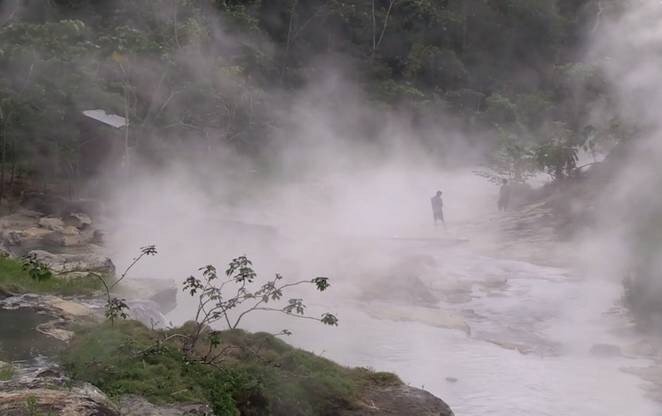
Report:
89,1,662,414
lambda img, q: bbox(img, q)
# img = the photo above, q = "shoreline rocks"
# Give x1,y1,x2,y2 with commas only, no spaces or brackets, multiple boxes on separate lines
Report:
0,208,105,256
0,294,99,343
28,250,115,277
342,384,454,416
0,367,118,416
119,395,211,416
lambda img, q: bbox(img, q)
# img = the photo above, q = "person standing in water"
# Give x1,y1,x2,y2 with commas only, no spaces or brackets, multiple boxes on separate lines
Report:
498,179,511,211
431,190,445,227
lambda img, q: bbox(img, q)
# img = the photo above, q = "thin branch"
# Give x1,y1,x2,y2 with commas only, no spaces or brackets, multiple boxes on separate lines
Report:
285,0,299,54
592,0,604,34
109,250,151,291
251,307,325,323
371,0,377,55
376,0,397,50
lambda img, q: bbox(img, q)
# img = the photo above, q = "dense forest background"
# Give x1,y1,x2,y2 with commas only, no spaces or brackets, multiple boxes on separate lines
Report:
0,0,630,195
2,0,662,332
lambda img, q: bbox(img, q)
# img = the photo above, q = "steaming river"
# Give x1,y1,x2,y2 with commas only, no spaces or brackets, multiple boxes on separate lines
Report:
163,225,659,415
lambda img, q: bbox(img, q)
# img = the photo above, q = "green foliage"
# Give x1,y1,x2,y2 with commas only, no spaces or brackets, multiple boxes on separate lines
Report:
484,94,518,127
62,321,397,416
104,297,129,322
0,0,611,190
0,364,14,381
182,255,338,360
22,253,53,282
406,45,466,89
0,256,102,296
94,245,157,326
532,123,579,181
475,129,536,184
24,395,55,416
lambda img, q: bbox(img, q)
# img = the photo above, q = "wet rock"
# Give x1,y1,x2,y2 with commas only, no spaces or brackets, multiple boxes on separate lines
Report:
0,287,12,300
2,227,54,249
47,298,95,318
92,229,105,245
28,249,115,276
0,210,42,229
445,377,458,383
43,228,89,248
0,294,98,345
64,213,92,230
590,343,623,357
149,287,178,315
117,279,178,315
36,368,63,379
38,217,65,232
125,299,168,329
0,382,119,416
340,384,454,416
119,395,212,416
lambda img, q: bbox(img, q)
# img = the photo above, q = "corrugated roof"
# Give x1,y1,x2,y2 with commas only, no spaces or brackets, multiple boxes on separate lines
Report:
82,109,128,128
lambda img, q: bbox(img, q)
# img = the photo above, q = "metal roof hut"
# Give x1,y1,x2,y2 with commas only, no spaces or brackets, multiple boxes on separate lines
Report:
78,109,129,177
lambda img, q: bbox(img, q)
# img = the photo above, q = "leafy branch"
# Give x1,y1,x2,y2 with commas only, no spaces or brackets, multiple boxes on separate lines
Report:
93,245,157,326
180,255,337,362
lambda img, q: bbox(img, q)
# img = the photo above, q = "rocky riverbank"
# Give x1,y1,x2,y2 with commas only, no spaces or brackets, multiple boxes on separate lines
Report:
0,201,455,416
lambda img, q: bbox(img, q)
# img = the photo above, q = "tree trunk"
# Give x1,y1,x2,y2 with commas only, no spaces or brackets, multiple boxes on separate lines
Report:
461,0,468,57
371,0,377,59
124,84,130,175
0,121,5,202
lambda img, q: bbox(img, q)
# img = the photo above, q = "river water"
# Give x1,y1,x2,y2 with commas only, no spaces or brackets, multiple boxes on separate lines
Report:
106,171,660,415
163,225,661,415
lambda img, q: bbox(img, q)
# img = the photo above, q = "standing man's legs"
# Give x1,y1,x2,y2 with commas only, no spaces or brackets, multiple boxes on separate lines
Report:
434,211,446,229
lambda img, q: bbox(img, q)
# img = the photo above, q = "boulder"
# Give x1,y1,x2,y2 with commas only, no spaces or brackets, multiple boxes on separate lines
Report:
38,217,65,232
28,250,115,276
0,294,98,344
341,385,454,416
0,244,12,258
62,225,81,236
0,382,118,416
125,299,169,329
117,279,179,315
47,298,95,318
2,227,54,248
149,287,178,315
43,229,88,248
0,210,42,230
65,213,93,230
92,229,105,245
119,395,212,416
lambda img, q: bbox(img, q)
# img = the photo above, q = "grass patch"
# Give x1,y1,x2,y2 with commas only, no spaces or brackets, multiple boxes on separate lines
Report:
0,364,14,381
62,321,402,416
0,256,102,296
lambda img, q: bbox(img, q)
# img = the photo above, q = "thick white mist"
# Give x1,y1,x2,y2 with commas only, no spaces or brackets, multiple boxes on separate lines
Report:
96,2,662,414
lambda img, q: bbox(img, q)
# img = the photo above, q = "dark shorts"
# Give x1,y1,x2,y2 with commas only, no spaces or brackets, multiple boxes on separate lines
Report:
433,211,444,221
